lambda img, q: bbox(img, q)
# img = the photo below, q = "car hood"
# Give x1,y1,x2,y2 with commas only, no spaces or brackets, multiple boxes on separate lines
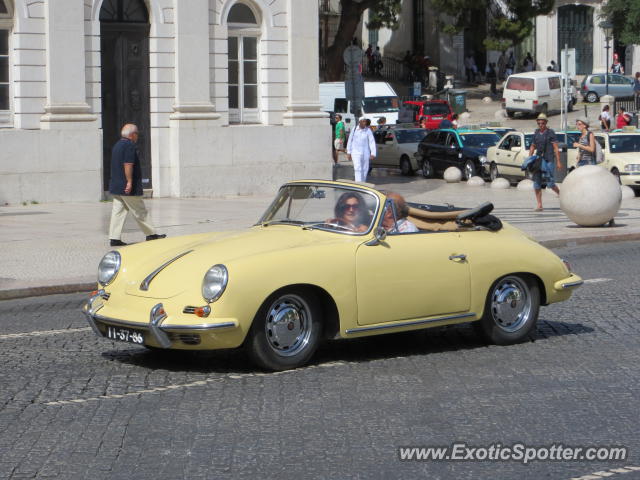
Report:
462,146,488,157
117,226,359,299
608,152,640,164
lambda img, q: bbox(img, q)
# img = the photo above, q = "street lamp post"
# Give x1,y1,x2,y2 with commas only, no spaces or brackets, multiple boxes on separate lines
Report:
599,21,613,96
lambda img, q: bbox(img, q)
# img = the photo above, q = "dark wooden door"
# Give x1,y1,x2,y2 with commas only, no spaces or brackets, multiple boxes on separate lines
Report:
100,24,151,191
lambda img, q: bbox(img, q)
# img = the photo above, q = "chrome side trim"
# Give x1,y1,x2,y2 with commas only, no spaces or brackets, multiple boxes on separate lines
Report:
561,280,584,289
91,314,237,332
344,312,476,334
149,303,171,348
140,250,194,291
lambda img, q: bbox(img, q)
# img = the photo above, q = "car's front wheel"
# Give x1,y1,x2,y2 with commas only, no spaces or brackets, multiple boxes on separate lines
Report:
421,158,433,178
476,275,540,345
400,155,414,176
463,159,476,180
246,290,322,371
611,168,621,184
489,162,499,181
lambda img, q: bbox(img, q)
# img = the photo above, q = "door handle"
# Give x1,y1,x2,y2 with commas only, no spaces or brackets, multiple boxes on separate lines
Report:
449,254,467,261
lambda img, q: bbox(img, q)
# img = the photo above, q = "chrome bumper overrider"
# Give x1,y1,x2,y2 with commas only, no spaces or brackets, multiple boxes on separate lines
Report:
82,290,237,348
554,275,584,291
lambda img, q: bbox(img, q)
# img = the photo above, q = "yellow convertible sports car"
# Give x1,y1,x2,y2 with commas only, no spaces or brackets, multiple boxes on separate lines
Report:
83,180,582,370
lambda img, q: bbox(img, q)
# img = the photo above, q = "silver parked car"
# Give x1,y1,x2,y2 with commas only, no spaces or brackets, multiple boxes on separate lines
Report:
581,74,635,103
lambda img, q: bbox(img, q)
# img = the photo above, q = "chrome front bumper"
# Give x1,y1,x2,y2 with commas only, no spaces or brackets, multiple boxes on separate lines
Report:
82,290,237,348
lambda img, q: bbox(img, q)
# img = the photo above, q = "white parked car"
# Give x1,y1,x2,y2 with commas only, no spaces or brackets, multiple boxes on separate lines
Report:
370,127,427,176
502,71,575,118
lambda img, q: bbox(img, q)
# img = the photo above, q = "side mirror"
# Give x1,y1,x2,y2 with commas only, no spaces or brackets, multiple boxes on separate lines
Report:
365,226,387,246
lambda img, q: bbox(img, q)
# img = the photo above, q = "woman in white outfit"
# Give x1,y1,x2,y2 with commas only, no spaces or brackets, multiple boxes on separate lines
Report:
347,117,376,182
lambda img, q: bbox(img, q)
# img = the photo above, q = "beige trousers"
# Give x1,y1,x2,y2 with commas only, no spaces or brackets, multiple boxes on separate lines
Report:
108,195,156,240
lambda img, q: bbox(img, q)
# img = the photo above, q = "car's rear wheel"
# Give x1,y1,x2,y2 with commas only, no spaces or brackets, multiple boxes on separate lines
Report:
400,155,414,176
540,103,548,116
489,162,499,181
586,91,599,103
476,275,540,345
463,160,476,180
506,110,515,118
246,290,322,371
421,158,433,178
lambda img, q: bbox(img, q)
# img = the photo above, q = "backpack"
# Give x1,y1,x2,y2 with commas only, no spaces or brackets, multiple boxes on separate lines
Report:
594,134,604,164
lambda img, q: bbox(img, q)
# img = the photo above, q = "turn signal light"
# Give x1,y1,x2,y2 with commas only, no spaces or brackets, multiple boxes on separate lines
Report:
90,290,98,297
157,308,166,316
194,306,211,318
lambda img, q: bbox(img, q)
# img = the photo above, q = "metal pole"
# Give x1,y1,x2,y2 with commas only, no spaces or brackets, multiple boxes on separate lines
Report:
605,39,609,95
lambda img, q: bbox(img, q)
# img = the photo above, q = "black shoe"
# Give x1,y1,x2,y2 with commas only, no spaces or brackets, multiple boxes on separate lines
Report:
146,234,167,241
110,239,128,247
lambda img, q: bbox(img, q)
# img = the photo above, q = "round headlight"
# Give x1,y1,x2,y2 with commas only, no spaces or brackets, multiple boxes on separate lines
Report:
98,251,121,286
479,155,488,164
202,264,228,303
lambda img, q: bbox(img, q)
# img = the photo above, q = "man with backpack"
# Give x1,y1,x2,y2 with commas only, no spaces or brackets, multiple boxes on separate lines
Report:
527,113,561,212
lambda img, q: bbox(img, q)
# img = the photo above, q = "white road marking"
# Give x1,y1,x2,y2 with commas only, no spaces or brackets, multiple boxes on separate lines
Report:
0,327,90,340
43,360,350,406
570,466,640,480
583,278,613,284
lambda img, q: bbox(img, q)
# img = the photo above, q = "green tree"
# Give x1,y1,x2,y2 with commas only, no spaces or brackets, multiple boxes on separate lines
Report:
430,0,554,53
324,0,401,81
601,0,640,46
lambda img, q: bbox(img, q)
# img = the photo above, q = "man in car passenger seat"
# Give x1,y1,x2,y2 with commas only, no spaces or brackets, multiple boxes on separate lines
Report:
381,192,418,233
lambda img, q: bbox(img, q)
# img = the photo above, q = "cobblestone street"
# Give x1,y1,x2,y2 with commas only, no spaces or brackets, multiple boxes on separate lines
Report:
1,242,639,479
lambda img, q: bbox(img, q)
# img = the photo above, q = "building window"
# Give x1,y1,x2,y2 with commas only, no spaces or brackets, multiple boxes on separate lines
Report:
0,0,11,124
99,0,148,23
413,0,424,55
227,2,260,124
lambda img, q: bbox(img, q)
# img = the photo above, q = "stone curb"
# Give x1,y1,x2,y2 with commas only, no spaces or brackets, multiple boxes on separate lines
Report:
2,232,639,302
0,282,98,301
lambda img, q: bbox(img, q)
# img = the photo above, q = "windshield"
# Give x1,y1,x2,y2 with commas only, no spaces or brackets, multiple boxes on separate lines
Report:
609,135,640,153
362,96,399,113
258,184,379,235
459,133,500,148
396,129,427,144
506,77,534,91
423,104,450,115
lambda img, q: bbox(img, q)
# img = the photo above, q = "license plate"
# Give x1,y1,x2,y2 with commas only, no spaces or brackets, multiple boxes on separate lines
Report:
106,326,144,345
431,116,443,120
513,99,525,103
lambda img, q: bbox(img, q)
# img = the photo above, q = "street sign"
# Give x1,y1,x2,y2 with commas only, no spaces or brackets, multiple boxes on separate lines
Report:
343,45,363,66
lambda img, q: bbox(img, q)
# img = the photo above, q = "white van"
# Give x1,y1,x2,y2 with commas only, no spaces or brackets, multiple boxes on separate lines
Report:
319,81,399,130
502,71,567,118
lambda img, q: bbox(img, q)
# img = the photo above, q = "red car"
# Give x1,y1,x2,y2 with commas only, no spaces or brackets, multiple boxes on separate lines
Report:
403,99,454,130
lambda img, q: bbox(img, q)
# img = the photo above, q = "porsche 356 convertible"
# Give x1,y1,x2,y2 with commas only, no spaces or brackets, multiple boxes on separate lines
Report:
83,180,582,370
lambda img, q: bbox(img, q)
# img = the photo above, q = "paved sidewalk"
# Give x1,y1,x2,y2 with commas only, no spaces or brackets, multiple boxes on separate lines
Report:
1,174,639,300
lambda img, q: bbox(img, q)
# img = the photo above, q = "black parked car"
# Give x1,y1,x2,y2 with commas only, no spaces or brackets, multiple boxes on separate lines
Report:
417,128,502,180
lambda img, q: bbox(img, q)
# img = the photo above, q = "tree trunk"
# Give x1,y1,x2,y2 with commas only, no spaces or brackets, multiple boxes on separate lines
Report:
324,0,369,81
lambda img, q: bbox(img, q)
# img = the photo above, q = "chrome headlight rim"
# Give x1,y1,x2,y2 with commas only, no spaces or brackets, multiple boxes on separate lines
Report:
98,251,121,286
202,264,228,303
479,155,488,164
624,164,640,172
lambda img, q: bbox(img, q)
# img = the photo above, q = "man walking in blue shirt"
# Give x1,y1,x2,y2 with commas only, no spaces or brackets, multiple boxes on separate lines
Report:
108,123,165,246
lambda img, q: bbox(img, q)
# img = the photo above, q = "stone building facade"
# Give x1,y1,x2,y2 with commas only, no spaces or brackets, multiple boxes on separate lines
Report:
0,0,328,204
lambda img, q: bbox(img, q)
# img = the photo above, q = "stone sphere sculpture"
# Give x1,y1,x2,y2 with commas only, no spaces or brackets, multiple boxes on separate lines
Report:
444,167,462,183
467,176,485,186
621,185,635,201
494,109,507,120
491,177,510,189
482,96,492,103
559,165,621,226
517,179,534,191
460,112,471,120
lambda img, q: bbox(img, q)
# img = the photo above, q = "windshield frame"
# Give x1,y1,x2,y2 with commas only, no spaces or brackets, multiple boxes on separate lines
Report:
257,182,381,236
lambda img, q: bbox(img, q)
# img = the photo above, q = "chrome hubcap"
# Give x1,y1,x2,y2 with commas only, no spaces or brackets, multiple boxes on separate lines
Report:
465,163,474,179
265,296,312,357
491,277,531,333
